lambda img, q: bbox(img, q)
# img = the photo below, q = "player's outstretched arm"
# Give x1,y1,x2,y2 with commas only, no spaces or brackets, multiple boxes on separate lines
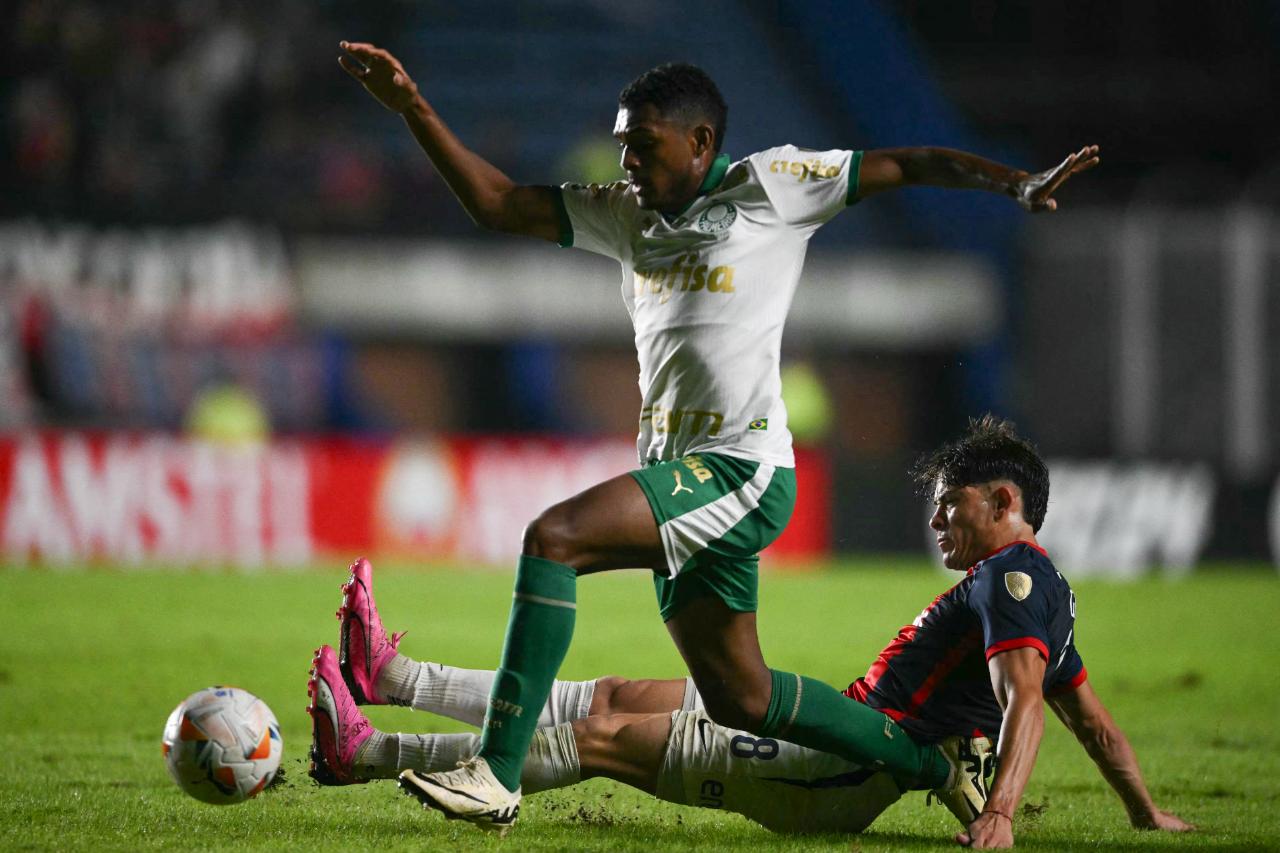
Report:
957,646,1047,849
856,145,1100,212
1048,682,1197,833
338,41,562,242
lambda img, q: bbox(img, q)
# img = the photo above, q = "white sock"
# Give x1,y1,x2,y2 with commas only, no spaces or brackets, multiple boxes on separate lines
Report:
539,679,596,727
352,725,579,792
352,731,399,779
353,729,481,780
377,654,426,708
379,655,596,728
521,722,581,794
397,731,480,776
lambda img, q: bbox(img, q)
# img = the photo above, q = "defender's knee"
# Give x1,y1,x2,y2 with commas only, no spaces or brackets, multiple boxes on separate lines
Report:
571,713,622,753
588,676,629,715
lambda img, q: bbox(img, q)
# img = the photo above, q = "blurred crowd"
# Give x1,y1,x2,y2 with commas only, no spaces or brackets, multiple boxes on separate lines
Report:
2,0,1272,442
1,0,455,233
5,0,1272,231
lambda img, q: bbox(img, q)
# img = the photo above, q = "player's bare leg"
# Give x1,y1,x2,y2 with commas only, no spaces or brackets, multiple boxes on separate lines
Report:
521,471,668,571
589,676,688,716
573,712,672,794
410,466,960,830
665,593,956,796
664,595,773,731
572,710,905,834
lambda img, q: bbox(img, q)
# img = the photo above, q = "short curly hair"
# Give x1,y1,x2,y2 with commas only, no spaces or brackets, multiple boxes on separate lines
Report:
912,414,1050,532
618,63,728,152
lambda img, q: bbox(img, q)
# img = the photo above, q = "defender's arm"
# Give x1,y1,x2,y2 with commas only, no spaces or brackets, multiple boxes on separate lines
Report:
339,41,562,242
856,145,1100,212
958,646,1046,849
1047,682,1196,832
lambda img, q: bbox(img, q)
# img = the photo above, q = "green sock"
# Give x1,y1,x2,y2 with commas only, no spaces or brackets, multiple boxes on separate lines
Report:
478,556,577,791
759,669,950,790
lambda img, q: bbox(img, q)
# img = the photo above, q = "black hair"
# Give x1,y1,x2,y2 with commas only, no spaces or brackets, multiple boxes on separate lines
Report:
912,414,1050,532
618,63,728,152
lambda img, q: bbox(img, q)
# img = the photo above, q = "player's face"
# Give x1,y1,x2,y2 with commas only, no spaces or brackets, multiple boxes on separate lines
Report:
614,103,705,213
929,482,1003,571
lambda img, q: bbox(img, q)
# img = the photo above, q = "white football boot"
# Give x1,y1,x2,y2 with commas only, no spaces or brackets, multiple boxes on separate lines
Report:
931,735,995,827
398,756,521,836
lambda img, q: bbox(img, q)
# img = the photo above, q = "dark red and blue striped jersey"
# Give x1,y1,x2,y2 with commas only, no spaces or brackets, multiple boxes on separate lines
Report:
844,541,1086,744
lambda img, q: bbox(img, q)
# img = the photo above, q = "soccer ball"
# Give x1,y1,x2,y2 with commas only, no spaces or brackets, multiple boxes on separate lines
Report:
162,686,282,805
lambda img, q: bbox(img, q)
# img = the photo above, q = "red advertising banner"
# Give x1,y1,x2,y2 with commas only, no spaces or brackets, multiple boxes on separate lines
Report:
0,433,830,568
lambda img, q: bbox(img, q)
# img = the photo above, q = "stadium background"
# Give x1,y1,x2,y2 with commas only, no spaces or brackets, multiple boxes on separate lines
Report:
2,0,1277,575
4,3,1280,850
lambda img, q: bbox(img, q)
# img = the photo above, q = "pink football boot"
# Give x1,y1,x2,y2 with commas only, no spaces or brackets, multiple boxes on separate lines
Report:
337,557,406,705
307,645,373,786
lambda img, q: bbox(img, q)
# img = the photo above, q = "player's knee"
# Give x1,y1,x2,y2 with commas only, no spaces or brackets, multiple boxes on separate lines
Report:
521,505,582,566
572,713,622,750
588,676,629,715
571,713,633,775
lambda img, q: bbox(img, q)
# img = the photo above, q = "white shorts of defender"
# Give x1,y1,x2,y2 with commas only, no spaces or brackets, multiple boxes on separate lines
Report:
656,710,902,834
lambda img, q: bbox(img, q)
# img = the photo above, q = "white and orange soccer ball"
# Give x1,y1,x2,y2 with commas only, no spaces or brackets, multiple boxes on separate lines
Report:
162,687,282,804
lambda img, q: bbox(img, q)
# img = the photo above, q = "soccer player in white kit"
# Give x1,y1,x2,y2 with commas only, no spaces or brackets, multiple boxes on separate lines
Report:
334,40,1099,834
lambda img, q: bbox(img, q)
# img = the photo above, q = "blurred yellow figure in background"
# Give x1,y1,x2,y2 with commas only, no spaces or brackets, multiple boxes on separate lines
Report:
558,135,625,185
186,382,270,446
780,361,833,444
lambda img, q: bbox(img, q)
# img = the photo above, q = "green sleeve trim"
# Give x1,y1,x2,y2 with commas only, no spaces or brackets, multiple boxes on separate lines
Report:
845,150,864,206
552,187,574,248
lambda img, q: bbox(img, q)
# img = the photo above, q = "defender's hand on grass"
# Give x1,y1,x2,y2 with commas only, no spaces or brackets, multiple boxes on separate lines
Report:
956,811,1013,849
339,41,419,113
1015,145,1100,212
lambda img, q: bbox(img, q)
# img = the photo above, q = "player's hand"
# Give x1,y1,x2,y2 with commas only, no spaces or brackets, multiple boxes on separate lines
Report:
1014,145,1100,213
956,811,1014,849
1132,808,1197,832
338,41,420,114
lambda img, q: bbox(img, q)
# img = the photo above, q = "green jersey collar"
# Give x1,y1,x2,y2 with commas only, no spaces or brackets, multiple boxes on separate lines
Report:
669,153,731,219
699,152,731,195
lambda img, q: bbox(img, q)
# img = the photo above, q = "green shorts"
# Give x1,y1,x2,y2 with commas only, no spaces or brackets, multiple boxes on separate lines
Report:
629,453,796,622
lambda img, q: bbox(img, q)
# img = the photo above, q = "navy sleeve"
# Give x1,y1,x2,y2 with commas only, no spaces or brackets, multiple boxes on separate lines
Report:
1047,645,1088,694
968,560,1054,662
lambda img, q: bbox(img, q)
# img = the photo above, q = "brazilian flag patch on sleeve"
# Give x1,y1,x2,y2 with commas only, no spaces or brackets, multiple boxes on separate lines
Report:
748,418,768,431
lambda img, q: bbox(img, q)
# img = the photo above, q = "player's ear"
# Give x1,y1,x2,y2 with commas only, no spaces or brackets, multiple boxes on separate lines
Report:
990,483,1016,520
691,122,715,157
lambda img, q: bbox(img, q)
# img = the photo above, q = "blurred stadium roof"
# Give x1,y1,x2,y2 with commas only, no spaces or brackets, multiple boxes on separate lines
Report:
3,0,1271,238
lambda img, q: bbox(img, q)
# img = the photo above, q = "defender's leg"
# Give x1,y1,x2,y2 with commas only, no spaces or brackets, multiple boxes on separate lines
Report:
665,592,952,792
654,710,902,834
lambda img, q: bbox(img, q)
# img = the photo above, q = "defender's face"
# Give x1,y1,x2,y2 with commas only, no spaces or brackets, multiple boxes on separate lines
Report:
614,103,702,212
930,482,1000,571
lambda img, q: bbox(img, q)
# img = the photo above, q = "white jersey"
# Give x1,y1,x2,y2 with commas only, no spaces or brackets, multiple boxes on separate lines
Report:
560,145,862,466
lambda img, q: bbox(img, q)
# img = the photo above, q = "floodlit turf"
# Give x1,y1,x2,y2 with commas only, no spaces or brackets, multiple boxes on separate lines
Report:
2,559,1277,851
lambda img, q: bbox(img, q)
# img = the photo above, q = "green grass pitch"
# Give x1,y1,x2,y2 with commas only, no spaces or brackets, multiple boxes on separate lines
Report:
2,559,1277,851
